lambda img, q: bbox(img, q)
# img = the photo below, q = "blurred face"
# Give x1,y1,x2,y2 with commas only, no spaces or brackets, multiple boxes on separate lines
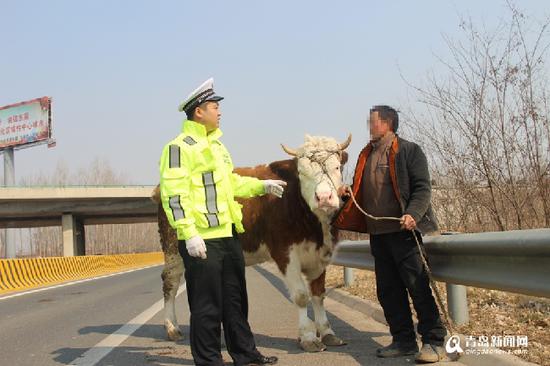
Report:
369,110,391,140
194,101,221,132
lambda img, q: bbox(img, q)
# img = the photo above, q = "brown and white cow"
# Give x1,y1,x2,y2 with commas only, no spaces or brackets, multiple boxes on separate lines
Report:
153,134,351,352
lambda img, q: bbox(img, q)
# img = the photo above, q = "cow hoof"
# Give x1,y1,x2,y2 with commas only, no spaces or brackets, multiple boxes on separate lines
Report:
165,323,183,341
322,334,347,346
300,339,326,352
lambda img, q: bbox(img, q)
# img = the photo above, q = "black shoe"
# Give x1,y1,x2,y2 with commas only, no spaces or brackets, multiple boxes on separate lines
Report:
244,355,278,365
376,341,418,358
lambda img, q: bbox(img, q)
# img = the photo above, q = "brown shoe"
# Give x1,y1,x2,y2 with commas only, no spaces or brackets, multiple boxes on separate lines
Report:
415,343,449,363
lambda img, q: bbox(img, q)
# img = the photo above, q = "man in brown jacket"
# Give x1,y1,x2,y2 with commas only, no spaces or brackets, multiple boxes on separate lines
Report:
333,105,446,363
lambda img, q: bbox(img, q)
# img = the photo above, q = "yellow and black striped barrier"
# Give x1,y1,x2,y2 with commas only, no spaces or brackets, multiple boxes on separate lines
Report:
0,252,163,295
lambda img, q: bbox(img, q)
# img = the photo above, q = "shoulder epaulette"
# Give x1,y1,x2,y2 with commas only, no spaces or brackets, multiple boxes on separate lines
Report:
183,136,197,145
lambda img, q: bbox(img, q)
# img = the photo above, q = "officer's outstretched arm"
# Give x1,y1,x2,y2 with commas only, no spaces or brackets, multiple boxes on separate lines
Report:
231,173,266,198
159,144,198,240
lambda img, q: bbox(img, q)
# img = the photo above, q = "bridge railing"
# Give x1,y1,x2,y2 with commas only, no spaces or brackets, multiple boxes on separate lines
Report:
331,228,550,325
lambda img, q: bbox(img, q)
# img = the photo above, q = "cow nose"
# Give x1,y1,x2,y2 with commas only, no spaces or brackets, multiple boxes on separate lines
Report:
315,191,332,204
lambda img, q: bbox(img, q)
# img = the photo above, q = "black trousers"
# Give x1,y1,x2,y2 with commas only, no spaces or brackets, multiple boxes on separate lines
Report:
178,231,262,366
370,230,447,346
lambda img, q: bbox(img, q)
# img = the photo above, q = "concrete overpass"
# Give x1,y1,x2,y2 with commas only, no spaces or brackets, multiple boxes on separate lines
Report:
0,186,158,256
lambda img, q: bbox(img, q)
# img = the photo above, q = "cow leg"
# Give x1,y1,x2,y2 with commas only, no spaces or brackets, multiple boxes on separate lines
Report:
284,245,326,352
310,271,346,346
162,252,184,341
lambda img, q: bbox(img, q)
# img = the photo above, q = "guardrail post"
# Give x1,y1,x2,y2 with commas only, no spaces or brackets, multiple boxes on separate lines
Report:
446,283,469,325
344,267,355,287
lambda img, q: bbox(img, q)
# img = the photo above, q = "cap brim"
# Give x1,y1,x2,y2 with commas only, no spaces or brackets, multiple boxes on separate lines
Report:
205,95,224,103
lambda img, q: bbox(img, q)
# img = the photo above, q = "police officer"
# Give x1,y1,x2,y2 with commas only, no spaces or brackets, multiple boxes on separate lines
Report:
159,78,283,366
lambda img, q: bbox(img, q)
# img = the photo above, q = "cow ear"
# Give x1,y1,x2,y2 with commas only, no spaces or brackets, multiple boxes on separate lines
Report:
340,151,349,165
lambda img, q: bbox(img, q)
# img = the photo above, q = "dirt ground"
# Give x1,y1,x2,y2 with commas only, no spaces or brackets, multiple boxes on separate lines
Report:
325,265,550,365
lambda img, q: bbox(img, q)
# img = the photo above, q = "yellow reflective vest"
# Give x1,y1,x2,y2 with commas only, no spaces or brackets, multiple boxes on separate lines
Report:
159,120,265,241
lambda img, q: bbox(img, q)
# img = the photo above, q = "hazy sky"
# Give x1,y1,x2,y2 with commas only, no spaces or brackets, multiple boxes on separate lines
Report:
1,0,549,185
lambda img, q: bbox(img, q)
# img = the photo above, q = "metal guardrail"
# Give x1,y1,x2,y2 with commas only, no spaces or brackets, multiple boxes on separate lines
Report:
331,229,550,324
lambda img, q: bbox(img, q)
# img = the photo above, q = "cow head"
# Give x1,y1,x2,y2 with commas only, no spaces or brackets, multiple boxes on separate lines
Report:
281,134,351,217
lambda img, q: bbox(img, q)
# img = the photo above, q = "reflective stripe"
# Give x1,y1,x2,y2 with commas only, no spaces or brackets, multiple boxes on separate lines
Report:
183,136,197,145
202,171,219,227
202,172,219,214
205,213,220,227
169,145,180,168
169,196,185,221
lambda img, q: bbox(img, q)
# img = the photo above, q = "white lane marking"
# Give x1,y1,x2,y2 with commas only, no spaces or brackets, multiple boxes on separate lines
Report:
69,283,186,366
0,264,162,301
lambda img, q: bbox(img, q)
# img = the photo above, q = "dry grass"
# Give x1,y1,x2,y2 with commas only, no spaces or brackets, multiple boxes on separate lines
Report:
325,265,550,365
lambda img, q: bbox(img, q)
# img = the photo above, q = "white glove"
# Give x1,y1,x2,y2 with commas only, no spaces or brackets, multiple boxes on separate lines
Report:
263,179,287,198
185,235,207,259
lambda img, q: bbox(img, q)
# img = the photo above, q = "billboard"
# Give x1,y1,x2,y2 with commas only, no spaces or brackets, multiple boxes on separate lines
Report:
0,97,52,150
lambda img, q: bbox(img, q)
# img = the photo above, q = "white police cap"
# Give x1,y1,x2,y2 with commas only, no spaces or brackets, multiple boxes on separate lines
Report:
178,77,224,113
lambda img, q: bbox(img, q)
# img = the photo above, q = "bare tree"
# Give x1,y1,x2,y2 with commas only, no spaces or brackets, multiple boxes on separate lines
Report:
403,2,550,232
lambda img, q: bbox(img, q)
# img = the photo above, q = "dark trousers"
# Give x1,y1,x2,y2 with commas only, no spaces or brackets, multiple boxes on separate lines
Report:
178,232,262,366
370,230,447,346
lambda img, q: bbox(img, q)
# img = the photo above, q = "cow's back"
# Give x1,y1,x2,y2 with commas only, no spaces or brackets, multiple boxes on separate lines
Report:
156,159,323,265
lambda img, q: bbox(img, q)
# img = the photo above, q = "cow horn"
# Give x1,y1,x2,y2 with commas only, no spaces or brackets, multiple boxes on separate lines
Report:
281,144,298,156
339,133,352,150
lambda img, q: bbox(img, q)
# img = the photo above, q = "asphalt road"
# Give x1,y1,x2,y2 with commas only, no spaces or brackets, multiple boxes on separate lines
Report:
0,263,532,366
